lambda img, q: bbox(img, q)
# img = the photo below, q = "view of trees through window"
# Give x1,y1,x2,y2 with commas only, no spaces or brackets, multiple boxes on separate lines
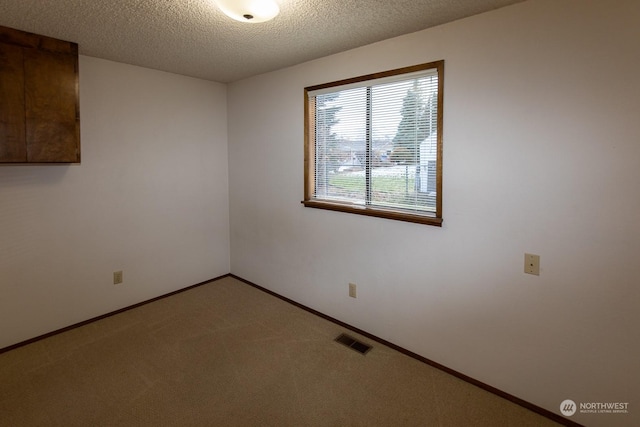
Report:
313,72,439,213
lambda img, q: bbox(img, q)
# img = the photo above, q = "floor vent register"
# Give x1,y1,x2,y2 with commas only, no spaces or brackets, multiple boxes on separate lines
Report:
334,333,372,355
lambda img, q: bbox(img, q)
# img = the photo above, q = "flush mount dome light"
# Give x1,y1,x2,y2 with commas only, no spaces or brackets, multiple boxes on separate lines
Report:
215,0,280,23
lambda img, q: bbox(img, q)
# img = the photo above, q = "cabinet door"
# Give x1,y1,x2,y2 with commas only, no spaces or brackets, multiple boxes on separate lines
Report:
24,48,79,163
0,42,27,162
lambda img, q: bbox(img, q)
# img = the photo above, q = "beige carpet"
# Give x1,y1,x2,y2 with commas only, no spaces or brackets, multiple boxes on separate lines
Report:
0,276,562,426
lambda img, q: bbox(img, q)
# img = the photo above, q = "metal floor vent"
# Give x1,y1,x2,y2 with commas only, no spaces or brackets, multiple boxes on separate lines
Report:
334,333,372,355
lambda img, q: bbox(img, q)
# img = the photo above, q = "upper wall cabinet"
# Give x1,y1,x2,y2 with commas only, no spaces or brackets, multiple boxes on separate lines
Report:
0,25,80,163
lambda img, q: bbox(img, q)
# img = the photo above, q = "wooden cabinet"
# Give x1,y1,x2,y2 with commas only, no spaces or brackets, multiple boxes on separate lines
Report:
0,26,80,163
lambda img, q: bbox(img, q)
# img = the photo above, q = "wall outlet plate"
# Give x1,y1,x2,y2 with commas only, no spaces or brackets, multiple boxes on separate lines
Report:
113,271,123,284
524,254,540,276
349,283,357,298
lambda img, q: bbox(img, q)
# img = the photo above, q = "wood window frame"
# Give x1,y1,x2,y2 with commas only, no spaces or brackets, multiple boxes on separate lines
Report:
303,60,444,226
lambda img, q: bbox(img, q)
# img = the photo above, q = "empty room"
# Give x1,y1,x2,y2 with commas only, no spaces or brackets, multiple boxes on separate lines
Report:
0,0,638,426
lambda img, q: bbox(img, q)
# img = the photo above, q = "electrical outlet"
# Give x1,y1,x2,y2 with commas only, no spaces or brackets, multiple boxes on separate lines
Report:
113,271,123,285
349,283,357,298
524,254,540,276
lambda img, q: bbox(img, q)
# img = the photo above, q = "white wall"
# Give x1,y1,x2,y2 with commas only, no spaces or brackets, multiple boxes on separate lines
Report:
228,1,640,425
0,56,230,348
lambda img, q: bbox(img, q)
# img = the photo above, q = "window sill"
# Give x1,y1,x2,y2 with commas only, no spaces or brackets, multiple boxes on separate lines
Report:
301,199,443,227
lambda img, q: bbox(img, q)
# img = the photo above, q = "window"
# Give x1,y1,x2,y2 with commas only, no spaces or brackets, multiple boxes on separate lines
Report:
303,60,444,226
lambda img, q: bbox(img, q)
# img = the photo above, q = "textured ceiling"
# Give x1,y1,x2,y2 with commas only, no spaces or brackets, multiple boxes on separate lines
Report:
0,0,525,83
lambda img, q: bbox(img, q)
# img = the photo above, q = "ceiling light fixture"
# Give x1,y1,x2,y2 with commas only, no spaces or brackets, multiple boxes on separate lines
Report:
215,0,280,23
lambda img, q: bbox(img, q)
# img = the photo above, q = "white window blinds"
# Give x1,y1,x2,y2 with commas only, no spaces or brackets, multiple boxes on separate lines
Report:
308,66,441,216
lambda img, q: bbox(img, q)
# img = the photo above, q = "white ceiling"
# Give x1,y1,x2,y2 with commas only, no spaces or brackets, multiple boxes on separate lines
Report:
0,0,525,83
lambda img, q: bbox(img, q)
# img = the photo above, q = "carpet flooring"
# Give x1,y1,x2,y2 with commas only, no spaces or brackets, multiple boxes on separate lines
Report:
0,276,562,426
